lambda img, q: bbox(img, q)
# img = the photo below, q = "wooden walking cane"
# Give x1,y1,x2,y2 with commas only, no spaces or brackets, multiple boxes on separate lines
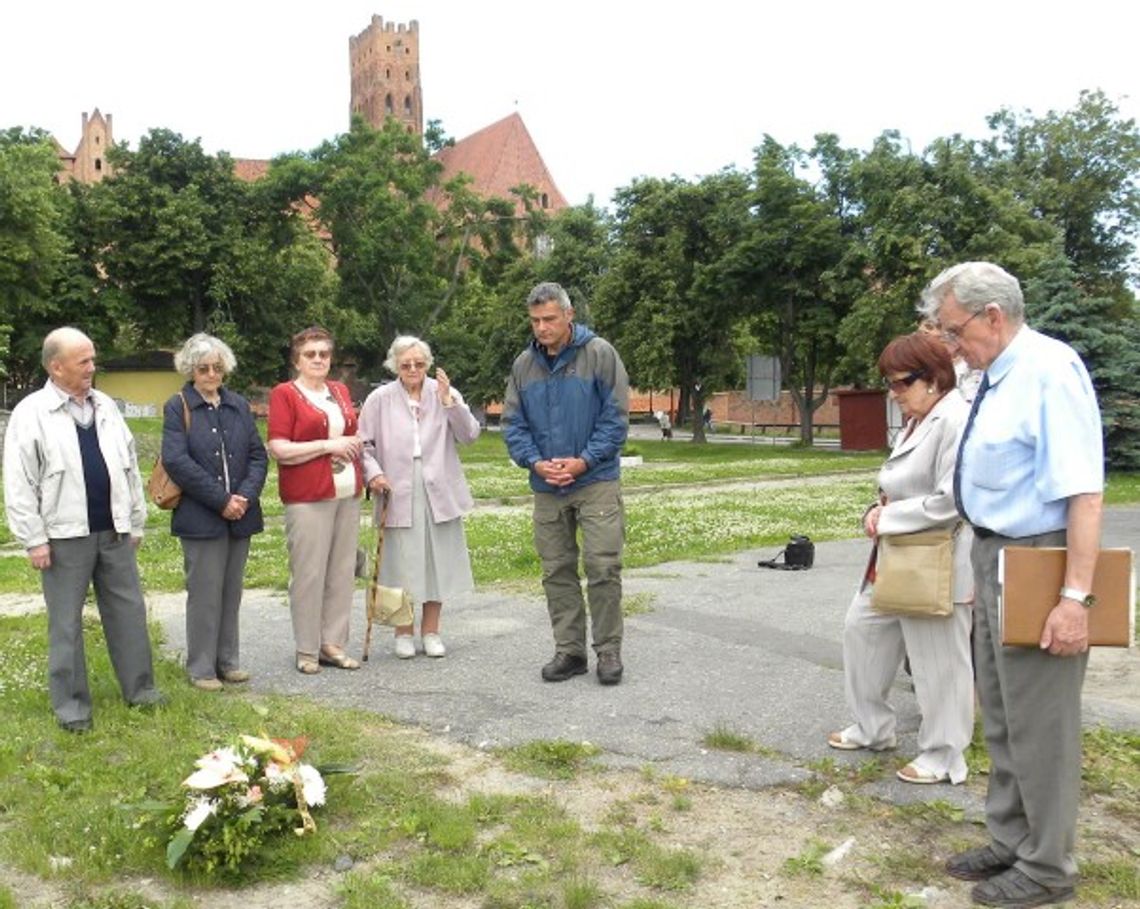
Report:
362,490,414,661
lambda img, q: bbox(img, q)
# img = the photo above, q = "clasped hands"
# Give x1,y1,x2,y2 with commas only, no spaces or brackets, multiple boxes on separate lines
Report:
534,457,586,487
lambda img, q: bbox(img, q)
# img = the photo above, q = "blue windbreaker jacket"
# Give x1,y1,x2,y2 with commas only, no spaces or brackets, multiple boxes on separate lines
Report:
502,323,630,495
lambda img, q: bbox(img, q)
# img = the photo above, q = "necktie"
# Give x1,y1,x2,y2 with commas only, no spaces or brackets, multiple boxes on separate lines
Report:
953,372,991,524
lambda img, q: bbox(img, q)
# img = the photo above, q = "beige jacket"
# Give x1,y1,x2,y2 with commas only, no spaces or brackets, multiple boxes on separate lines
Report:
875,390,974,603
3,384,148,548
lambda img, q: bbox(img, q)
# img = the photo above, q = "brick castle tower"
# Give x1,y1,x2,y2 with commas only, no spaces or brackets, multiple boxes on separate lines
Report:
349,15,423,135
56,109,114,183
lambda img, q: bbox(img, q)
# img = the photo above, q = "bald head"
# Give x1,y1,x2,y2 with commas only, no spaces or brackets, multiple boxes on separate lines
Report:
43,328,96,398
42,327,93,371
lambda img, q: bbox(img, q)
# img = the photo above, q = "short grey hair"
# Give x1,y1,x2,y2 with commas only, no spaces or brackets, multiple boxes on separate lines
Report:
384,335,433,374
42,327,91,370
526,281,572,312
919,262,1025,325
174,333,237,378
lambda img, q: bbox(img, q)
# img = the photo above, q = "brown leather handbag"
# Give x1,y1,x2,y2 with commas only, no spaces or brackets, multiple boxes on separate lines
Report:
148,393,190,510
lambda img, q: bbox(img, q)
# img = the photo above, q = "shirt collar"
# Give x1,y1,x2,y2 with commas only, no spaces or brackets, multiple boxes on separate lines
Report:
985,324,1030,387
46,379,92,410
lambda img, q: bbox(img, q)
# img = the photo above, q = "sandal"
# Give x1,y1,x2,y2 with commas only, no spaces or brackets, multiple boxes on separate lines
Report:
296,657,321,675
319,648,361,670
897,763,948,784
827,730,897,752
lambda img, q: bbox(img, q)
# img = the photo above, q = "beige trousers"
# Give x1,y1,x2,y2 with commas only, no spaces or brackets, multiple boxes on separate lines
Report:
284,496,360,660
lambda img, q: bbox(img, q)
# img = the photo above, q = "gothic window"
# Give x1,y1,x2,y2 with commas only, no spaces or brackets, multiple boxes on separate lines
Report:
385,94,394,114
541,193,549,209
404,95,412,114
95,159,102,171
386,68,390,78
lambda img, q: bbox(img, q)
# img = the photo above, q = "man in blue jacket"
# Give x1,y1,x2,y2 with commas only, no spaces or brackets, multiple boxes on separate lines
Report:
503,282,630,684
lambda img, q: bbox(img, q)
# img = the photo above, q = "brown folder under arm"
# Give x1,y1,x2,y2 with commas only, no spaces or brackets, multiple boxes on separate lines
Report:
999,547,1135,647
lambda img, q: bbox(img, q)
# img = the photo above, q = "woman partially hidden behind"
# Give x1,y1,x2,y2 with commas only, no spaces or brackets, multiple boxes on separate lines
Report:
829,331,975,785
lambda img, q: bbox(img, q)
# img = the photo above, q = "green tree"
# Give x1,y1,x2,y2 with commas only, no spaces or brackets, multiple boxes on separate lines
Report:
1024,252,1140,470
88,129,337,385
435,201,612,407
0,129,68,381
595,172,750,441
723,138,853,443
983,90,1140,301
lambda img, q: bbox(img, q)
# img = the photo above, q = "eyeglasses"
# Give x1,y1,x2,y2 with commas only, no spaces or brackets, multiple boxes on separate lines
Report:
300,349,332,360
939,310,984,343
194,363,225,375
884,369,926,393
398,361,427,372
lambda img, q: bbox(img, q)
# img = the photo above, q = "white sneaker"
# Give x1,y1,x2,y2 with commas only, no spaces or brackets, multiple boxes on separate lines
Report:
422,633,446,658
394,635,416,659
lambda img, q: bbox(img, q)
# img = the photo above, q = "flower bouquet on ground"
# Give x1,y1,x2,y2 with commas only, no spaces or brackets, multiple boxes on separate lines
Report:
166,734,329,877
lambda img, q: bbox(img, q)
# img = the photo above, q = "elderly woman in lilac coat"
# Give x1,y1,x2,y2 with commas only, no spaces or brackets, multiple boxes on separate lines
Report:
358,336,480,659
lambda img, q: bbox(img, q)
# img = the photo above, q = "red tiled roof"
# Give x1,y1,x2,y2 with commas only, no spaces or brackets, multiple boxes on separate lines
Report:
433,112,568,213
233,158,270,182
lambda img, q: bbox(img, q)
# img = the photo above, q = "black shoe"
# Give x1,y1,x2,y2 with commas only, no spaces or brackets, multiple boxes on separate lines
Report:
971,867,1074,908
596,651,623,686
59,718,93,734
541,652,588,682
946,845,1012,882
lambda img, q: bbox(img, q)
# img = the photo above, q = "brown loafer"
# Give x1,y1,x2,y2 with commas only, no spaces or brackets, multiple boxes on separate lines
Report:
296,657,321,675
221,669,250,683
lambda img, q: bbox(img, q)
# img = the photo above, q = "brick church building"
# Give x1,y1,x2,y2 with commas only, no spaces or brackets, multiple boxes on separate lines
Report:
54,14,568,217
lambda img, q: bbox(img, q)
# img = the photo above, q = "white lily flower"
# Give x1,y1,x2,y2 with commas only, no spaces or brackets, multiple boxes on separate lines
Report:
183,797,217,832
297,764,326,807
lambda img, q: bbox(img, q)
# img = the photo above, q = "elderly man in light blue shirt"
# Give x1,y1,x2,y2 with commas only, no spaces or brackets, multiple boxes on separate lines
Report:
921,262,1103,909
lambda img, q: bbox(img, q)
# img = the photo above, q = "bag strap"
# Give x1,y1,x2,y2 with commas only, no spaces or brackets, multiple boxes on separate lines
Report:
179,391,190,430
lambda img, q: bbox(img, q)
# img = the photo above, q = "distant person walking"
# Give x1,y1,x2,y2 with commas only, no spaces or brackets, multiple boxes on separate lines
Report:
503,282,631,685
3,327,165,732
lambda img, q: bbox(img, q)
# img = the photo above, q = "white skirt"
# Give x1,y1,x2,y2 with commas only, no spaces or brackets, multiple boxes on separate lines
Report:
378,459,474,603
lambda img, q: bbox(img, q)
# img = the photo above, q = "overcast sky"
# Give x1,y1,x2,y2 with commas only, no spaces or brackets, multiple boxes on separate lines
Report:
3,1,1137,208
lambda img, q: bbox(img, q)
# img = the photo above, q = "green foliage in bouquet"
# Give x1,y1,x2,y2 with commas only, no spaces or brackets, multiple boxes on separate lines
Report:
166,734,328,879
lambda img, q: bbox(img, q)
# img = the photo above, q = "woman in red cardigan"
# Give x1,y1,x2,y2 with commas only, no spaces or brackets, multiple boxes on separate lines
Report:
267,327,363,674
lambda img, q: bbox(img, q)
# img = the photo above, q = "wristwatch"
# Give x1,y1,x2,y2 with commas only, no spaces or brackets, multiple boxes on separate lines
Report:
1059,586,1097,608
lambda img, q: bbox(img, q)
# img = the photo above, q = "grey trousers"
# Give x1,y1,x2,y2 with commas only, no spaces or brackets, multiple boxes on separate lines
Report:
284,496,360,661
182,535,251,680
533,480,624,657
972,530,1087,888
41,531,159,724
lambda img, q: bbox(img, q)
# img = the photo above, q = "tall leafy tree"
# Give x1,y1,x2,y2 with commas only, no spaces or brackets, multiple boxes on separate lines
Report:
983,90,1140,301
435,201,612,406
0,129,68,382
1025,252,1140,470
595,172,750,441
722,138,853,442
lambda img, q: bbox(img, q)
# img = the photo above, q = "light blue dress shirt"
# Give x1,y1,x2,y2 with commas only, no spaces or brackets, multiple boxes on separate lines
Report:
958,326,1103,537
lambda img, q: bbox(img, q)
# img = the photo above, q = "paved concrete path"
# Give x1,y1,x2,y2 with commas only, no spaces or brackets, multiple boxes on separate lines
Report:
155,506,1140,815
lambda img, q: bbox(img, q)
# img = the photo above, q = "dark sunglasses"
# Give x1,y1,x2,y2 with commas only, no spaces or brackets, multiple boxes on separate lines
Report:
883,369,926,393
